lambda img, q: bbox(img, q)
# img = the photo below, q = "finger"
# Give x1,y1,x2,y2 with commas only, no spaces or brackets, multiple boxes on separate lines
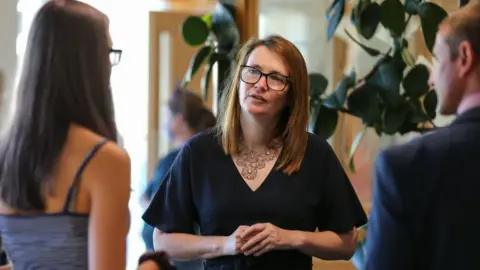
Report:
241,230,269,251
254,244,273,257
243,236,270,256
241,224,265,239
238,225,249,231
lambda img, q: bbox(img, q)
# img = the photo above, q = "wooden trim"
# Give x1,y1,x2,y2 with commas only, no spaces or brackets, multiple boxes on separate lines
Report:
331,36,353,173
147,12,161,179
235,0,259,43
147,4,218,179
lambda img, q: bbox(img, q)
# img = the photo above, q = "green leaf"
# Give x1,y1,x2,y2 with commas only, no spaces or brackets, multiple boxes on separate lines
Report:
374,120,383,136
183,45,213,86
326,0,346,41
402,64,430,98
418,2,448,53
309,98,321,132
310,103,339,140
358,2,382,40
380,0,406,37
182,16,210,46
349,126,367,173
423,90,438,119
309,73,329,96
459,0,469,8
211,3,240,50
345,29,381,56
409,98,430,123
323,71,356,109
201,13,213,29
201,53,220,101
377,85,403,109
367,56,404,104
405,0,421,15
383,105,408,134
347,84,381,123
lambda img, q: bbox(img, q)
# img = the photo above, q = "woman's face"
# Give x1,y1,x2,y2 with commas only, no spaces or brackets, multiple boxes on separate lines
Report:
238,46,290,119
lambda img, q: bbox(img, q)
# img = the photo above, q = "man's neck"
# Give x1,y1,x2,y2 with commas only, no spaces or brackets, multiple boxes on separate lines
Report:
457,91,480,115
240,113,278,150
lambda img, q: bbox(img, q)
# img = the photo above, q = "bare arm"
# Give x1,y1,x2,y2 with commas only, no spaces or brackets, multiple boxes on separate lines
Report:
87,143,131,270
0,265,11,270
240,223,357,260
288,229,357,260
153,230,227,260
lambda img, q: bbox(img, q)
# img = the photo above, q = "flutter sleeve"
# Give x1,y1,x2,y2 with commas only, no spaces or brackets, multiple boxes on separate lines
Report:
317,142,368,233
142,144,197,234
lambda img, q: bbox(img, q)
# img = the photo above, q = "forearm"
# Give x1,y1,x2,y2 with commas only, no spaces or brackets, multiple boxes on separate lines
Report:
287,230,357,260
154,233,226,260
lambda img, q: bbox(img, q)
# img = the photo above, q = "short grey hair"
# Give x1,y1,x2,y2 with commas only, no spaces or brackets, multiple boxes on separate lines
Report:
441,2,480,59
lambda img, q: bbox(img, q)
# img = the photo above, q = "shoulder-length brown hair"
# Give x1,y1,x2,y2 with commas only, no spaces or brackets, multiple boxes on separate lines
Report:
216,35,310,175
168,87,216,133
0,0,116,211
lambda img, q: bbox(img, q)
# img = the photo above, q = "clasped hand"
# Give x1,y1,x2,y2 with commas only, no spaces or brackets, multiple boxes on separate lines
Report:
224,223,291,257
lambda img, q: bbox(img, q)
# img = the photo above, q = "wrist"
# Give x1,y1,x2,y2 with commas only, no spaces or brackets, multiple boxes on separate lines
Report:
284,230,306,250
216,236,230,256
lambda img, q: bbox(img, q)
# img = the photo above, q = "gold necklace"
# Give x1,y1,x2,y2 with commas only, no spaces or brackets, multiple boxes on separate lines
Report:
234,139,283,180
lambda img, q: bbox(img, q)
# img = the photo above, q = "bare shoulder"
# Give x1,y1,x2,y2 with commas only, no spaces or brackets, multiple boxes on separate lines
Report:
67,125,130,186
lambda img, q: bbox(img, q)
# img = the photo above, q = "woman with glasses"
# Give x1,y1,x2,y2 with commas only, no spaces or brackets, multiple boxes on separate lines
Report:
0,1,168,269
143,35,367,269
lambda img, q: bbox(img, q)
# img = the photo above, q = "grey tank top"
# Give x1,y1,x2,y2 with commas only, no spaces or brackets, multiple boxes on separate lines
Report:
0,140,108,270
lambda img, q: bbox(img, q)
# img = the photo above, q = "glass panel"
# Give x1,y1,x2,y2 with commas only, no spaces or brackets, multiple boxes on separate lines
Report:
258,0,374,209
258,0,331,76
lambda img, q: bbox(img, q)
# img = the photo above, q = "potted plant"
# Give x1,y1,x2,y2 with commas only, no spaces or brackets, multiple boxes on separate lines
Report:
179,1,240,111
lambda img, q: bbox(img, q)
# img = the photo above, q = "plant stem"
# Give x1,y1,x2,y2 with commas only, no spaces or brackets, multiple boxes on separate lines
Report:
403,15,412,38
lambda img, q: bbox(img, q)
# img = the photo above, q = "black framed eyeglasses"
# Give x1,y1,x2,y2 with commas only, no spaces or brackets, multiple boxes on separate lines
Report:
109,49,122,66
240,65,290,91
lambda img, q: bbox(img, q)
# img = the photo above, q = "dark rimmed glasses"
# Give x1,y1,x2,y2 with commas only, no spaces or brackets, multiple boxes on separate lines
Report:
240,65,290,91
110,49,122,66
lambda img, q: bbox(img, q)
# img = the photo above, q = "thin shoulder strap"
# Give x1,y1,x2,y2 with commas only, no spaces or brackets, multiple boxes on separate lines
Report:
63,139,109,213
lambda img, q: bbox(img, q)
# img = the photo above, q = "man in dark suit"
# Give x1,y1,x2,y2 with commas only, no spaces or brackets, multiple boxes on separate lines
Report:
365,3,480,270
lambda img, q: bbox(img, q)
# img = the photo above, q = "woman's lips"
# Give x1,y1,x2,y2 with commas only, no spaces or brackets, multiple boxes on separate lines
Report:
249,94,267,102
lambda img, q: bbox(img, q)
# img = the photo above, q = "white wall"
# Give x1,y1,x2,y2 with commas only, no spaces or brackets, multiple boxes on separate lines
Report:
0,0,18,121
258,0,333,88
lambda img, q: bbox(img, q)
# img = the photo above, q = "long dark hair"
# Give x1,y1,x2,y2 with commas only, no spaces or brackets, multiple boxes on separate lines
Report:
0,0,117,211
168,88,216,133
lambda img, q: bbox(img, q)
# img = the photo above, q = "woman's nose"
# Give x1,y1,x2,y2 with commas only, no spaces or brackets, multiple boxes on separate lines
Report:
254,75,268,90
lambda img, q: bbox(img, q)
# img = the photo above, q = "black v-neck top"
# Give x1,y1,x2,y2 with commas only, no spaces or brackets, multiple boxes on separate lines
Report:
142,130,367,270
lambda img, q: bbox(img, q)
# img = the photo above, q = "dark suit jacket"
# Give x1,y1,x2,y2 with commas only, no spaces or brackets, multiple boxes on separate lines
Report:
365,107,480,270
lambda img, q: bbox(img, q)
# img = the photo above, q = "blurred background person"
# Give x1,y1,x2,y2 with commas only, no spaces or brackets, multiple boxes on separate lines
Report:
140,87,216,270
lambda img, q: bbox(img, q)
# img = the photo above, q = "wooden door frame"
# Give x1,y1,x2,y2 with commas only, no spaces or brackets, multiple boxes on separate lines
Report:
235,0,259,42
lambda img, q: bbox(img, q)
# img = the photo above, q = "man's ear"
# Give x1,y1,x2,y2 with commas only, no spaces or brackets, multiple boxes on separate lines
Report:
458,40,476,78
